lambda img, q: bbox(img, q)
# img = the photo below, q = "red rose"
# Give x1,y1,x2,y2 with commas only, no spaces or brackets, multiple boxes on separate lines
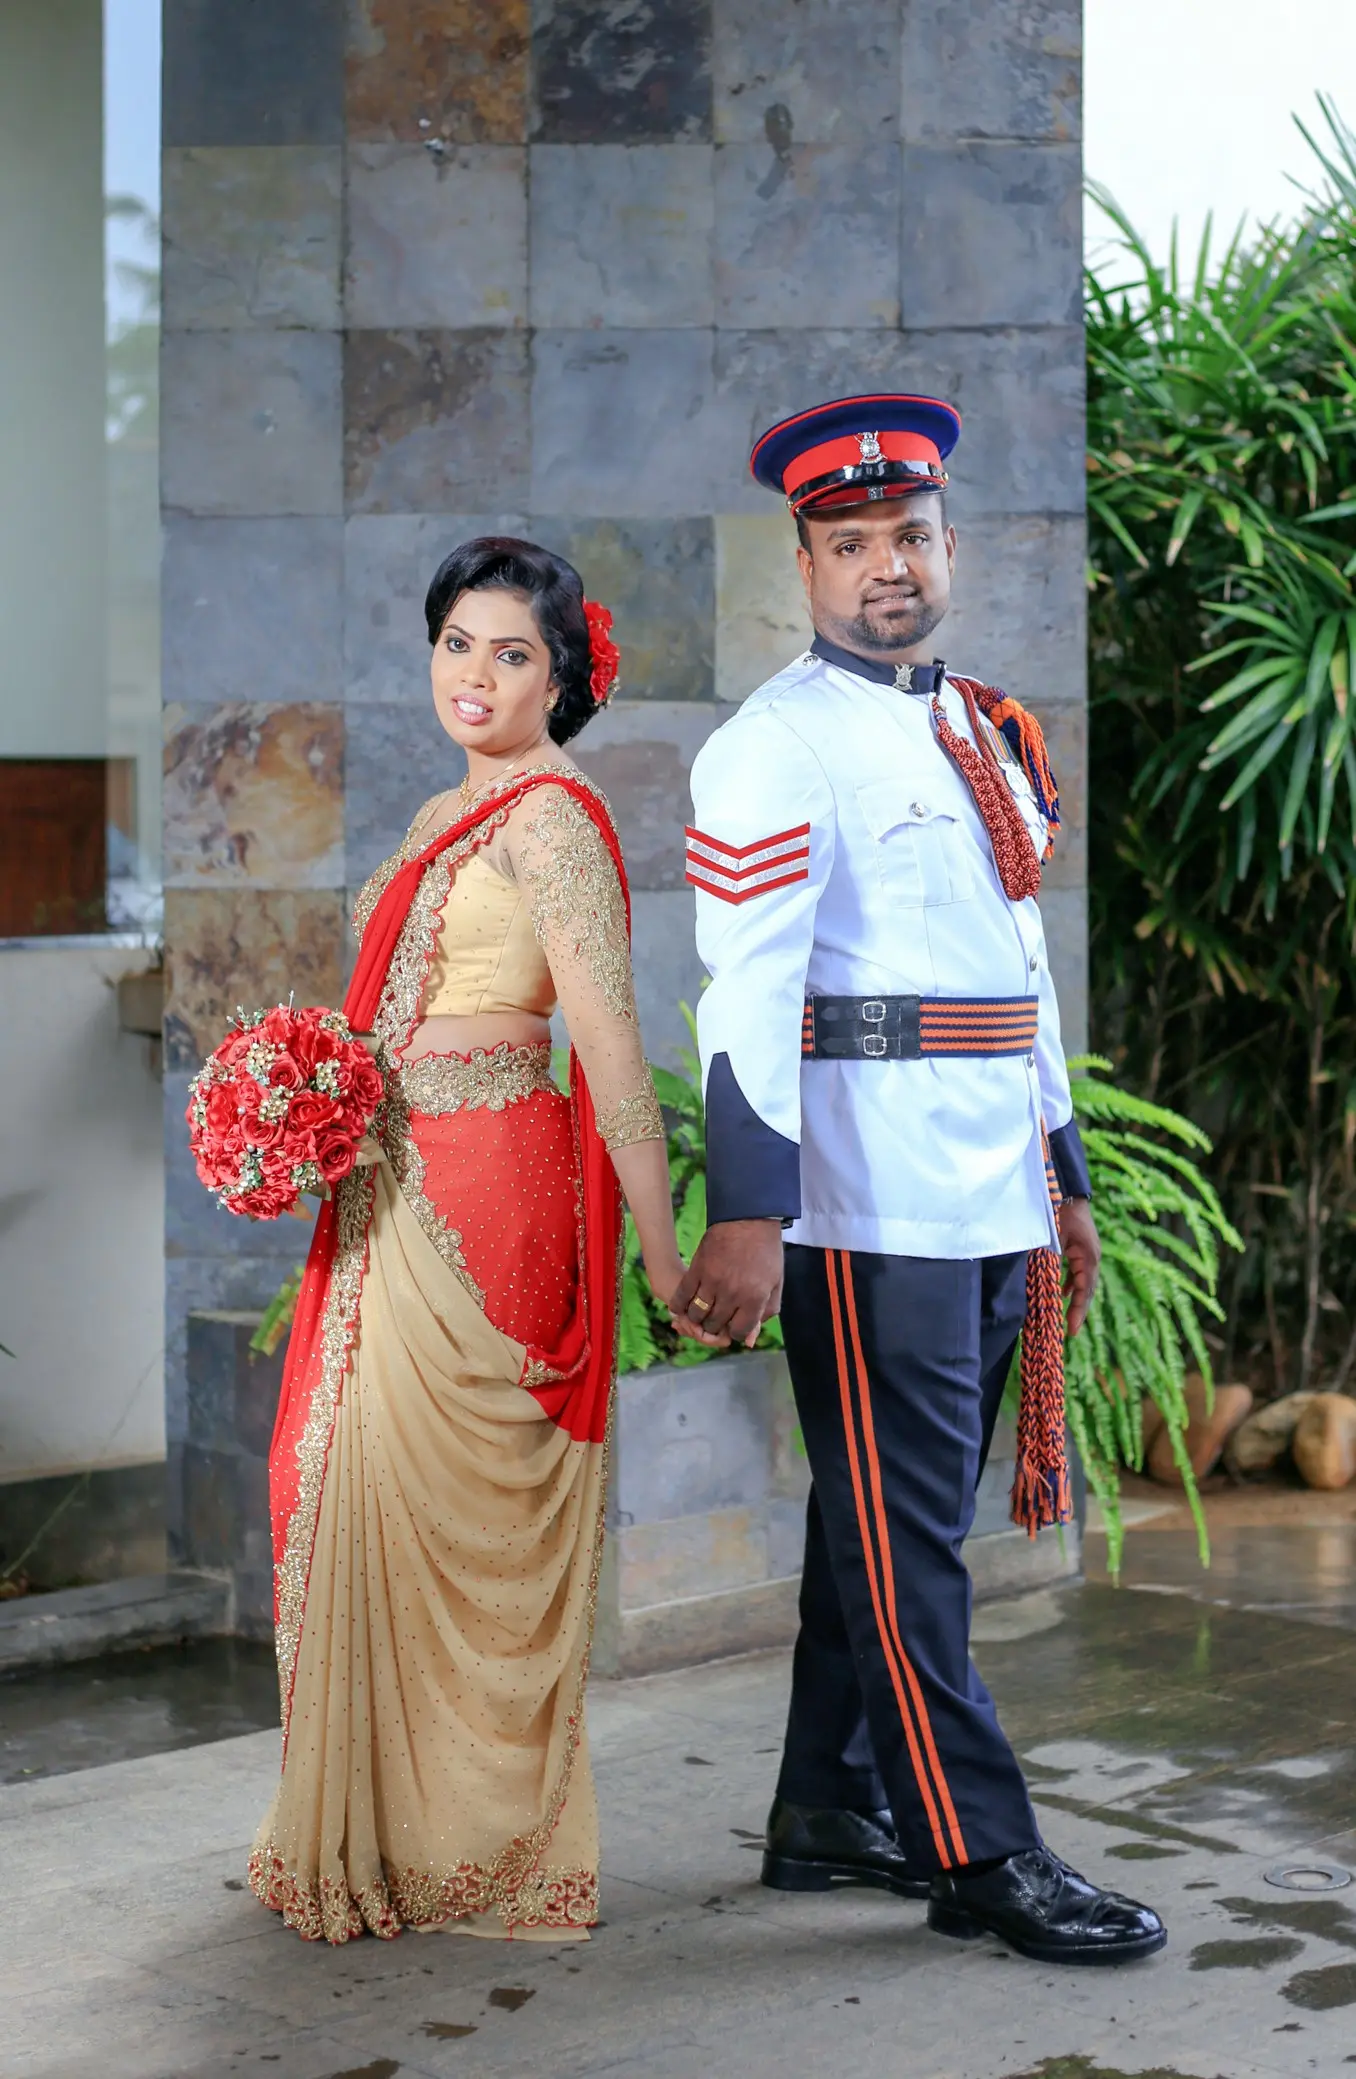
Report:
201,1084,237,1138
288,1090,340,1135
268,1055,304,1091
315,1128,357,1183
259,1007,294,1046
347,1056,384,1114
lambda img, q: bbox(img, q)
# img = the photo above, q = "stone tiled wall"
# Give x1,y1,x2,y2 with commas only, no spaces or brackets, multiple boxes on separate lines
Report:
160,0,1086,1461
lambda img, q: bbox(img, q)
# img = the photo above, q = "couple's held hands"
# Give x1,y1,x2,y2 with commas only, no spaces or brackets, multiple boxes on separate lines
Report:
669,1218,784,1350
644,1252,729,1347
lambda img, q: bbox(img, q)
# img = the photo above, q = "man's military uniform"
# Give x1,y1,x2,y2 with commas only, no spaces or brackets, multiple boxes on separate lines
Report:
686,395,1165,1963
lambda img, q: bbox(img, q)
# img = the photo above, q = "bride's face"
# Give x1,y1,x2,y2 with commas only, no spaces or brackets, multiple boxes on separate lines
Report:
430,586,555,758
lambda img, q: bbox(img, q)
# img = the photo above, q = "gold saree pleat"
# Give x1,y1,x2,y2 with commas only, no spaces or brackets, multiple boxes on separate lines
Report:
250,1156,605,1944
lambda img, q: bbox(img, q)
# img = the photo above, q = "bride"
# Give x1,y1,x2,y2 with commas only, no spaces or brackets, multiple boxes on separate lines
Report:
249,537,713,1943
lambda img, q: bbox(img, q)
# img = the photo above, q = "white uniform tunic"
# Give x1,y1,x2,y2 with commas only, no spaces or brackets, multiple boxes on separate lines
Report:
688,645,1077,1260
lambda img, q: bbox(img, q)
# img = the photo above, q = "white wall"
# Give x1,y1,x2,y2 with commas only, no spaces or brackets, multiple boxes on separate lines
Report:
0,946,164,1477
0,0,107,759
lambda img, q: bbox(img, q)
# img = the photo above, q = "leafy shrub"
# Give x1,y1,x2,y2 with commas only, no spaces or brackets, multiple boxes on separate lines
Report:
1060,1058,1242,1574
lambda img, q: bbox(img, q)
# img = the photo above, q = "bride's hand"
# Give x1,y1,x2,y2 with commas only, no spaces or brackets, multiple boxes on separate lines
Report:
646,1255,729,1346
352,1135,383,1168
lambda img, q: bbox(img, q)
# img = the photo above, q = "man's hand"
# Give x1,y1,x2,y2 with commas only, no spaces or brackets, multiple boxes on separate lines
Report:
669,1219,784,1349
1058,1197,1101,1336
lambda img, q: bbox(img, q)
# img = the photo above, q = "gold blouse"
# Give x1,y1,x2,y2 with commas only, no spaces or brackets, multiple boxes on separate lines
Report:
420,851,556,1020
353,775,663,1153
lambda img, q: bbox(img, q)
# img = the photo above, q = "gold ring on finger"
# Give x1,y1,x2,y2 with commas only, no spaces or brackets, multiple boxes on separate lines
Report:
690,1296,713,1315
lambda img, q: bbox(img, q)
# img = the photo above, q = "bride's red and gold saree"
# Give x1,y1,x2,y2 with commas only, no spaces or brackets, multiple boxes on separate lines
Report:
249,770,644,1943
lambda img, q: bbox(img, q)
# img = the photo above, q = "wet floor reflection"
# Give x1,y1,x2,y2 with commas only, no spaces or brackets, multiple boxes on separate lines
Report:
0,1637,278,1783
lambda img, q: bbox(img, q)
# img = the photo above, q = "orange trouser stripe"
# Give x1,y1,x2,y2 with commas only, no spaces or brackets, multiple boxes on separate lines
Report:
825,1249,954,1870
837,1251,970,1868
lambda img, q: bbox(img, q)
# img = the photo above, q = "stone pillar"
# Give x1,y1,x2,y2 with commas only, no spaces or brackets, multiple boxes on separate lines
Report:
161,0,1086,1532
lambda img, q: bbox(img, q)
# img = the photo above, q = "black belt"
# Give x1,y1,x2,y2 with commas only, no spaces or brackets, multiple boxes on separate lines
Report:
802,994,1039,1062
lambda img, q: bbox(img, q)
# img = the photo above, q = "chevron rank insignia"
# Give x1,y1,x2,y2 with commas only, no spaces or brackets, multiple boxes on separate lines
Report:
684,822,811,905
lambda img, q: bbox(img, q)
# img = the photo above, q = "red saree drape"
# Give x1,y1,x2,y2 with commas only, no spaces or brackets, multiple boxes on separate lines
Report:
267,774,625,1741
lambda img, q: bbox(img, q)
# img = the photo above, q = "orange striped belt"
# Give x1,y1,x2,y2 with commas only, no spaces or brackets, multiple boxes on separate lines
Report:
803,993,1038,1061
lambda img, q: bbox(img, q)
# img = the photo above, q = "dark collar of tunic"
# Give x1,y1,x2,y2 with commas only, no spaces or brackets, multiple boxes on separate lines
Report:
810,632,946,697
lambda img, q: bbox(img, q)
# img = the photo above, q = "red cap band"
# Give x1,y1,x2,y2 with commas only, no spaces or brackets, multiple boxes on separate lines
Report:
782,430,944,500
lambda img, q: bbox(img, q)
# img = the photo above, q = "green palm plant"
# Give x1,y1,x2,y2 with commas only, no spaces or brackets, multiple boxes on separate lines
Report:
1087,98,1356,1402
1061,1059,1242,1577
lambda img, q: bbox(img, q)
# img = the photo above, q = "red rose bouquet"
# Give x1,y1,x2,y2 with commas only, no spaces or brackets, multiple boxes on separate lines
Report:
186,1004,385,1220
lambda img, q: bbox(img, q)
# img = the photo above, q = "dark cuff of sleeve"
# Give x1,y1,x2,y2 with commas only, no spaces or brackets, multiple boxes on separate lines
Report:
704,1053,802,1225
1048,1119,1092,1202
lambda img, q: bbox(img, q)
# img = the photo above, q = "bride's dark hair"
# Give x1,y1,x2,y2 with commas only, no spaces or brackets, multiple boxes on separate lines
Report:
424,537,597,746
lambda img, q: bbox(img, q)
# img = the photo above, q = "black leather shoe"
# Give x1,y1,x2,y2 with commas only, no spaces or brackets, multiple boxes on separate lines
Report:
760,1797,929,1899
928,1846,1167,1964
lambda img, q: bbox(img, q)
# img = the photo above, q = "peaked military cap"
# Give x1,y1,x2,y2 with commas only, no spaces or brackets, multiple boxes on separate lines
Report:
750,393,961,517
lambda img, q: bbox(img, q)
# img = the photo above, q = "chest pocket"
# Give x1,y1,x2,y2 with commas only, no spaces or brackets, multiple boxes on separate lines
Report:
855,776,976,909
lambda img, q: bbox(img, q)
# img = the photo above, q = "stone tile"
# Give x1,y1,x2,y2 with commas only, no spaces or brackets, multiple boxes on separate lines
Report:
344,700,467,887
163,0,344,147
714,511,810,702
161,331,343,517
629,890,707,1068
162,517,344,707
164,1255,305,1447
902,142,1082,328
570,700,721,890
347,0,530,144
939,512,1087,706
900,0,1082,144
163,704,344,888
711,327,1086,517
614,1354,776,1524
343,329,530,512
343,512,527,702
344,144,527,328
528,518,715,701
713,0,899,144
714,142,901,328
1040,883,1088,1052
1034,698,1086,893
616,1508,770,1606
532,0,713,143
530,330,720,516
162,888,348,1074
529,145,714,328
185,1312,285,1458
161,147,342,329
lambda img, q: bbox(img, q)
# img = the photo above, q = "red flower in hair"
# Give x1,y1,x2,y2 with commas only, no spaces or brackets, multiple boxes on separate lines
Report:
583,600,620,706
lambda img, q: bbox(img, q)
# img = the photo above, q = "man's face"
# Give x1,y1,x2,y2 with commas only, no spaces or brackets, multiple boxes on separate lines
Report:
797,496,956,658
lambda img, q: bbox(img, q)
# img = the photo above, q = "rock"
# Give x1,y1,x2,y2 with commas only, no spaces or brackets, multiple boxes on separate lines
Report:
1147,1375,1253,1486
1291,1394,1356,1490
1223,1391,1319,1478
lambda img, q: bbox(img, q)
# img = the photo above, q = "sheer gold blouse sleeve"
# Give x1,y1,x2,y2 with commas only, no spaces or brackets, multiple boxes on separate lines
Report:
500,786,664,1153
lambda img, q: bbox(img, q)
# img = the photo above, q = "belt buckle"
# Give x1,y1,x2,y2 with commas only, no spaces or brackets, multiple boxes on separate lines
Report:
862,1033,888,1058
861,1000,887,1023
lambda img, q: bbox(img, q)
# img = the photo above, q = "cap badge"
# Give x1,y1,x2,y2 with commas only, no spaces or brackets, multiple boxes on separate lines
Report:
893,662,916,692
857,430,883,463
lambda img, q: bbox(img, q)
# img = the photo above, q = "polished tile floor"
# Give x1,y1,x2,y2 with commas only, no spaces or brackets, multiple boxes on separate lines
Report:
2,1518,1353,2078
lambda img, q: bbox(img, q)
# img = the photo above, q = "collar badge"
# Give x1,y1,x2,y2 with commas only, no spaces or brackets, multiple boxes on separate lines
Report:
893,662,916,692
857,430,883,464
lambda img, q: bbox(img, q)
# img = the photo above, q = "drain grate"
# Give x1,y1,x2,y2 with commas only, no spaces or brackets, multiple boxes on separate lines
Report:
1263,1860,1353,1893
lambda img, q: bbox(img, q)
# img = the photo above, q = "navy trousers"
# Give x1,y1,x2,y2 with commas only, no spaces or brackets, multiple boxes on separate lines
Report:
775,1244,1042,1873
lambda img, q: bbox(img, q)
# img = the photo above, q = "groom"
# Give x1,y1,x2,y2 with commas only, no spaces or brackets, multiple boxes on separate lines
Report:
671,395,1166,1967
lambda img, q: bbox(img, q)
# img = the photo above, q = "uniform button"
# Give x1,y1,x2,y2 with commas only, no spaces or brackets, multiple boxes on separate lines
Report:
1027,1054,1036,1067
910,801,928,818
1029,955,1038,971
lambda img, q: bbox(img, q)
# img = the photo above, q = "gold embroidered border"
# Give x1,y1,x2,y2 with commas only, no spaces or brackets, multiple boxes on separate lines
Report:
597,1080,664,1150
247,1843,598,1946
390,1043,554,1117
379,1075,486,1308
274,1165,375,1738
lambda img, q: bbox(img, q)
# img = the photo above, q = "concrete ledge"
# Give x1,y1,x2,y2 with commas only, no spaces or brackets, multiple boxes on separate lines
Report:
0,1570,230,1673
609,1575,803,1679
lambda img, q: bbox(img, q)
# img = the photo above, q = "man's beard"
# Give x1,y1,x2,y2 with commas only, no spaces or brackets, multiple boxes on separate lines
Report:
843,591,946,654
